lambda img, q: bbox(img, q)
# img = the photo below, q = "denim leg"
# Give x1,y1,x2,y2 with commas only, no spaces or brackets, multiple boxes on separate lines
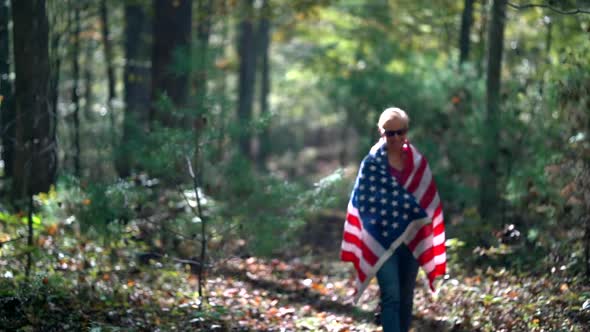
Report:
398,245,419,332
376,250,401,332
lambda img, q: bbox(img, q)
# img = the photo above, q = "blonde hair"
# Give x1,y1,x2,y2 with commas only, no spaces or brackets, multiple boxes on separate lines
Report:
377,107,410,130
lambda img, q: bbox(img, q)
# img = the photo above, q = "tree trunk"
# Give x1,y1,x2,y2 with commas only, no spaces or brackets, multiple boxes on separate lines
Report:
118,2,151,177
192,0,212,165
72,3,81,177
11,0,56,200
48,27,61,162
237,0,256,158
100,0,116,144
538,16,552,96
84,39,94,121
459,0,475,67
195,0,212,111
0,0,14,179
477,0,488,78
479,0,506,221
151,0,192,127
257,0,271,168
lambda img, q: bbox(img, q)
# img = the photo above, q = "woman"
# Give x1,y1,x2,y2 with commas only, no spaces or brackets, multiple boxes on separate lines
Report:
340,107,446,332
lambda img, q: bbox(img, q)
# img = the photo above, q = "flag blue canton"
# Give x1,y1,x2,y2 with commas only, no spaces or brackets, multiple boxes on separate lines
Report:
352,153,428,249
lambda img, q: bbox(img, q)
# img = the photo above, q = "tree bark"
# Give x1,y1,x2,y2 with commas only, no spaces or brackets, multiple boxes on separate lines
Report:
477,0,489,78
84,39,94,121
11,0,56,200
192,0,212,166
118,2,151,177
100,0,116,144
48,15,62,164
151,0,192,127
72,3,81,177
257,0,271,168
479,0,506,221
0,0,14,179
195,0,212,112
237,0,256,158
459,0,475,67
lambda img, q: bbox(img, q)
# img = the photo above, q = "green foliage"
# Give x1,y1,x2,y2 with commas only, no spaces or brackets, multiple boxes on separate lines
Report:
0,210,42,229
202,156,349,257
0,274,83,331
77,181,138,237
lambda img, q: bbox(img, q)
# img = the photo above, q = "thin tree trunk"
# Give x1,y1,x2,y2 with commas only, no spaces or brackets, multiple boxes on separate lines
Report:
539,15,552,96
237,0,256,158
216,0,229,162
195,0,212,112
459,0,475,67
49,32,60,175
584,215,589,281
72,3,81,177
118,3,150,177
479,0,506,221
0,0,14,179
477,0,489,78
257,0,271,168
100,0,116,145
151,0,192,127
25,190,33,278
11,0,56,201
84,39,94,121
48,25,61,166
192,0,212,166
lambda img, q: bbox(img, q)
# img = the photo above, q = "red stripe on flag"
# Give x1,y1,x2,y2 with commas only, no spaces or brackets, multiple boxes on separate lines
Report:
403,143,414,178
433,203,442,220
342,232,378,265
407,224,433,251
432,243,446,256
417,247,434,266
340,250,367,282
419,181,437,210
346,213,361,230
407,158,427,193
416,242,445,267
433,222,445,236
427,262,446,281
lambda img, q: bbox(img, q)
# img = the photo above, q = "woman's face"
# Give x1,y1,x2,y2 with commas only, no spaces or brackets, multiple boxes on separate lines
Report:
381,117,408,152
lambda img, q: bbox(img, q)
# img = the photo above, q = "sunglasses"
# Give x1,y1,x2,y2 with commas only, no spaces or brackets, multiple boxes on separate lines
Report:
383,128,408,137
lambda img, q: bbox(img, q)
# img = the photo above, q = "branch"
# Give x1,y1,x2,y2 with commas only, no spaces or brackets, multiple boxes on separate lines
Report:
0,235,25,246
507,2,590,15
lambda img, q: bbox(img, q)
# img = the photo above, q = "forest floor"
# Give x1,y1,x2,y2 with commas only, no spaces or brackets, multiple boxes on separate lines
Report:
2,207,590,332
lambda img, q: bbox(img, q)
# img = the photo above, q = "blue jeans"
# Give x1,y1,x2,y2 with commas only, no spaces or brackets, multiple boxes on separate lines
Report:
376,244,419,332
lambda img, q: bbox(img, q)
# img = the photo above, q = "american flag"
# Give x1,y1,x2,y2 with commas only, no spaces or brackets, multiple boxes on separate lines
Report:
340,140,446,303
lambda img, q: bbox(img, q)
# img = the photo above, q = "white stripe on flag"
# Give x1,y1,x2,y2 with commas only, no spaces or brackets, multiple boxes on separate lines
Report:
426,195,440,218
341,242,373,277
413,167,432,202
342,221,386,261
361,227,386,257
433,232,445,246
403,217,432,245
404,153,423,188
421,256,435,274
433,212,443,227
347,201,360,216
413,234,433,257
343,222,361,237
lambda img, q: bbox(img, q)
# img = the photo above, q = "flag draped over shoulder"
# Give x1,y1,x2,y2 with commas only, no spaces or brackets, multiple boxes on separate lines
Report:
340,140,446,304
